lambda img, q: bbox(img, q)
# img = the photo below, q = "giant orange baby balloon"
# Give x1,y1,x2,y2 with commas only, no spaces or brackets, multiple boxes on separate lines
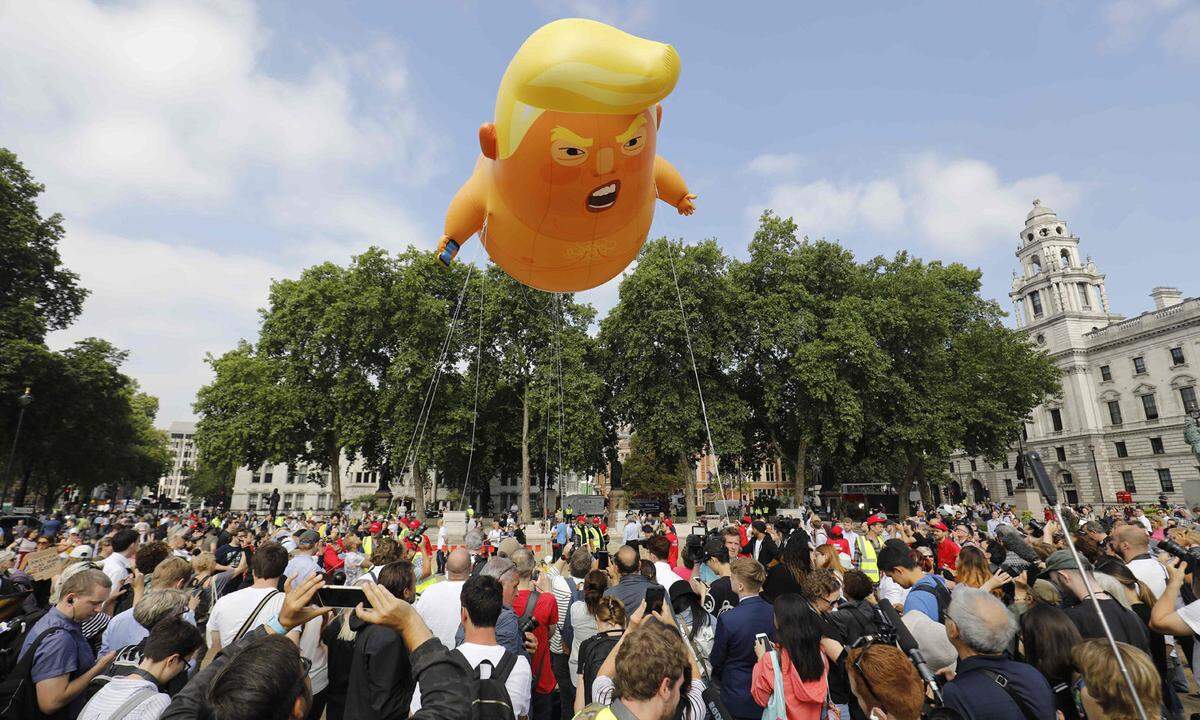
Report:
437,18,696,292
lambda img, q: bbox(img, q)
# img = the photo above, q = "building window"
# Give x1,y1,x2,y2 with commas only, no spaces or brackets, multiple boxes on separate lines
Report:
1030,290,1044,318
1151,437,1165,455
1100,365,1111,381
969,459,977,471
264,471,273,484
1050,408,1063,432
250,473,260,484
1076,283,1090,309
949,462,955,473
1061,249,1072,266
1182,387,1199,414
765,462,777,483
1141,394,1159,420
1133,356,1147,375
1002,457,1009,469
1115,441,1128,458
286,467,296,484
1004,478,1013,496
1108,400,1123,425
1121,471,1136,493
1158,468,1174,493
1062,472,1073,486
283,494,294,510
1171,347,1186,366
1055,446,1066,462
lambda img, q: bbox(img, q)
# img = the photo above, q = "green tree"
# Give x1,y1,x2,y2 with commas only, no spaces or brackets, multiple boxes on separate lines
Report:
599,238,748,521
0,148,87,343
619,434,680,497
731,212,890,500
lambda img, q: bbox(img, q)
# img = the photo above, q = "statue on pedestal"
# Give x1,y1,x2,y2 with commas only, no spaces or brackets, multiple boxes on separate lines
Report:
1186,414,1200,462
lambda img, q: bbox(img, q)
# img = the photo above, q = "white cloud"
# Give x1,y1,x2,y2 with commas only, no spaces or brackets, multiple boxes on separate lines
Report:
752,155,1079,255
50,224,290,423
747,153,804,176
1162,7,1200,60
536,0,656,31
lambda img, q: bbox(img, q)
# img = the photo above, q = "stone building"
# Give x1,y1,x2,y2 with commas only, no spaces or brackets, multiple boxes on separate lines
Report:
157,421,196,502
951,201,1200,506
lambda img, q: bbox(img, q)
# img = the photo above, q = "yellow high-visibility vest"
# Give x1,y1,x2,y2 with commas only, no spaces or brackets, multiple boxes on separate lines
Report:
857,536,880,582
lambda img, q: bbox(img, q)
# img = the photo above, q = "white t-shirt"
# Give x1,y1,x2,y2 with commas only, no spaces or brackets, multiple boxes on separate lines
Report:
437,526,448,551
410,642,531,718
878,573,909,606
623,521,640,542
77,677,169,720
654,561,684,591
101,552,132,589
208,586,286,647
414,580,466,650
297,614,329,694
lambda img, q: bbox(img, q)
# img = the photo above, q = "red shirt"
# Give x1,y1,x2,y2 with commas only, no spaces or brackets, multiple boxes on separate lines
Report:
666,531,679,566
828,536,851,556
514,588,559,694
937,537,961,571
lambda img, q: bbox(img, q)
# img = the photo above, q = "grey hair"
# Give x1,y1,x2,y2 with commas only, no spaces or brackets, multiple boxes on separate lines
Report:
133,588,190,629
465,531,484,552
481,557,518,584
946,586,1017,654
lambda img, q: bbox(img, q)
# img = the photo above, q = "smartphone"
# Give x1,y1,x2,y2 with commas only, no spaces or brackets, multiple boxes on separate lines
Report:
644,585,665,615
598,552,609,569
755,632,771,651
316,585,373,609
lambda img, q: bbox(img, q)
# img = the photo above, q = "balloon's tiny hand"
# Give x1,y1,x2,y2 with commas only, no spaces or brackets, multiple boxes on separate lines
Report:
676,194,697,216
437,236,459,266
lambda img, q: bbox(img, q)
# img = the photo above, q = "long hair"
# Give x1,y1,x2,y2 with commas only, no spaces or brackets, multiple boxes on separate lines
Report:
955,546,1000,597
774,594,824,682
811,544,840,573
583,569,608,616
1019,603,1082,683
779,533,811,583
1094,557,1156,607
670,585,709,641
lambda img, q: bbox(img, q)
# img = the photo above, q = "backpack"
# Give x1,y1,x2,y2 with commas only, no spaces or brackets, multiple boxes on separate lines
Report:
454,648,518,720
908,579,951,623
559,577,583,650
0,610,60,720
578,629,622,705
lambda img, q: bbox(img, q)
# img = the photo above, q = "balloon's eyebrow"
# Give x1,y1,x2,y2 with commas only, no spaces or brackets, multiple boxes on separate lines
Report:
616,114,647,144
550,126,593,147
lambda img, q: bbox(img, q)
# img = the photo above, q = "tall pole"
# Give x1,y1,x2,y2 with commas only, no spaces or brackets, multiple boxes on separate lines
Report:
1088,444,1103,503
2,388,34,502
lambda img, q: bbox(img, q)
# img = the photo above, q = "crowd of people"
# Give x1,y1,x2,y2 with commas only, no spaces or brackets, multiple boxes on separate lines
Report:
1,499,1197,720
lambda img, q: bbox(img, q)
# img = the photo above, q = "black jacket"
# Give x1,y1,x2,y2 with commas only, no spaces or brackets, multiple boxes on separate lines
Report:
742,535,779,566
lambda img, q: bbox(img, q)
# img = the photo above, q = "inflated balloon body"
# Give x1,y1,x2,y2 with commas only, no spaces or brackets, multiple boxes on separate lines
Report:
437,18,696,292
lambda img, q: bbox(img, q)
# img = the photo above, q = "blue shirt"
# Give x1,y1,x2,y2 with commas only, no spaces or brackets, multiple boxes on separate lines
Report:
283,553,321,584
41,518,62,538
554,522,569,545
905,573,947,622
711,596,776,719
100,607,197,656
19,607,96,717
942,654,1056,720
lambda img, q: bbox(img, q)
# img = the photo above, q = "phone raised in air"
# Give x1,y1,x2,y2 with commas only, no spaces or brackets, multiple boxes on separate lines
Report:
755,632,771,652
316,585,373,609
644,585,665,615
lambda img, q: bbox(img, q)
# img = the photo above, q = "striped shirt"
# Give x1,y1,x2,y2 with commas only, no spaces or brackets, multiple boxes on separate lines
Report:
546,568,573,655
78,677,169,720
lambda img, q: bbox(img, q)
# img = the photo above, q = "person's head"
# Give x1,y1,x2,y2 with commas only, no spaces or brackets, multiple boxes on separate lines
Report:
111,528,139,557
1094,556,1156,607
612,619,688,719
153,556,194,589
510,548,535,582
251,542,289,581
1074,638,1161,720
595,595,627,630
445,548,471,580
569,547,594,580
841,569,873,603
460,575,503,630
481,557,518,605
638,558,656,580
133,587,190,630
774,594,825,681
97,536,113,559
845,644,925,720
1018,603,1082,683
614,545,639,576
954,546,993,590
812,543,840,572
946,586,1018,658
208,633,312,720
582,568,610,615
57,568,112,622
801,568,842,613
721,527,741,559
297,530,321,554
142,616,203,684
370,537,402,566
1111,524,1151,562
729,557,765,598
877,544,922,587
191,551,216,576
751,520,767,539
645,535,670,562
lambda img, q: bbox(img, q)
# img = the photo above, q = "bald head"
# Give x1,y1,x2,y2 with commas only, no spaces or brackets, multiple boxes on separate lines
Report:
445,548,471,579
615,545,639,575
1113,524,1150,561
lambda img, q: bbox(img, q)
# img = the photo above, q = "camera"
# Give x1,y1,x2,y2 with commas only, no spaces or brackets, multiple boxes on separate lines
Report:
518,616,540,634
1158,540,1200,571
1026,519,1044,535
684,534,709,566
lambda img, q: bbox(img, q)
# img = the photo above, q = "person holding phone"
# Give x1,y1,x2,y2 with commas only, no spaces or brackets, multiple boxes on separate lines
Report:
750,594,829,720
711,559,774,720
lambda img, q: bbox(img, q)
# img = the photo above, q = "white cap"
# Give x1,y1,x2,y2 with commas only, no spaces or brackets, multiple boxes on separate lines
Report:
70,545,94,559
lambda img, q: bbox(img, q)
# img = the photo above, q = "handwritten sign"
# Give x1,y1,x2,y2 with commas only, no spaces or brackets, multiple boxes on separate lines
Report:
22,548,66,581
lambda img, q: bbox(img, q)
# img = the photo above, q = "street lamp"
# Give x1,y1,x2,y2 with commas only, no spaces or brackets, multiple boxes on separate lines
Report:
2,388,34,499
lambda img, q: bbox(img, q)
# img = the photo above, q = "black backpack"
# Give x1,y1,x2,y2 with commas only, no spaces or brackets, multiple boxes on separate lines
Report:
578,629,623,704
454,648,519,720
908,580,951,623
0,609,59,720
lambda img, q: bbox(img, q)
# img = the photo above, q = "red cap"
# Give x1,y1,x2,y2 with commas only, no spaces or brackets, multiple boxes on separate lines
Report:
576,516,586,524
407,518,421,529
742,516,752,525
592,516,601,524
829,525,843,538
930,520,949,531
866,515,887,526
369,521,382,534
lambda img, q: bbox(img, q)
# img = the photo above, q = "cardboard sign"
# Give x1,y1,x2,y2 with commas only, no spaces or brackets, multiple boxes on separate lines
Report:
22,548,66,581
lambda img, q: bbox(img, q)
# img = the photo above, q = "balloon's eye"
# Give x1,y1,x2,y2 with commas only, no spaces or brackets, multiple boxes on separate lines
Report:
565,147,584,156
625,138,639,147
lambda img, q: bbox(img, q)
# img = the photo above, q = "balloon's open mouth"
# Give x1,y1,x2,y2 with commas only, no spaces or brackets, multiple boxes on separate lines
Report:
586,180,620,212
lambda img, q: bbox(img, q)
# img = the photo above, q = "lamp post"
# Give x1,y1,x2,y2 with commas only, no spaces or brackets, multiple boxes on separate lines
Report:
2,388,34,502
1088,444,1104,503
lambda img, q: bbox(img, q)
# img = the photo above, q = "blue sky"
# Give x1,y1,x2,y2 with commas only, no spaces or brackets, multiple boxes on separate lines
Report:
1,1,1197,424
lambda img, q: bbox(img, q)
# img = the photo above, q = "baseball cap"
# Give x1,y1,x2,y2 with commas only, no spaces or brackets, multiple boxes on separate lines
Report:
298,530,320,548
866,515,887,526
576,515,586,524
369,521,382,535
497,537,522,558
1042,549,1086,573
752,520,767,533
828,526,843,538
929,520,949,532
70,544,94,559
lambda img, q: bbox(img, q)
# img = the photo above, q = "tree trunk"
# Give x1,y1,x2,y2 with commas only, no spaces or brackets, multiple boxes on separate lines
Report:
412,458,426,521
328,442,343,512
897,457,920,519
681,452,697,523
793,440,808,503
917,469,933,510
12,467,30,507
430,469,439,515
520,383,532,523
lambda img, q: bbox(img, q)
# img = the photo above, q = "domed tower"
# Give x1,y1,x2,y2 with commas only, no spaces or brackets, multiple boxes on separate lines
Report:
1009,200,1115,353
